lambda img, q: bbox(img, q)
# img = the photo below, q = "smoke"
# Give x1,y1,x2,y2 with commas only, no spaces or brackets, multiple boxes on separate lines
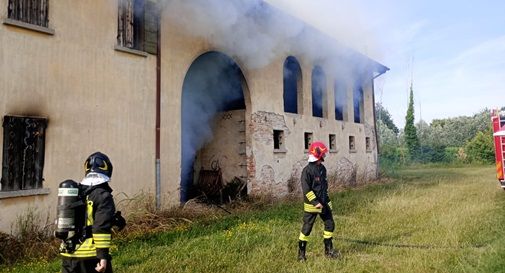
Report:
353,82,365,123
283,56,301,113
180,52,245,202
163,0,305,69
311,66,326,117
161,0,375,71
160,0,381,201
334,80,347,120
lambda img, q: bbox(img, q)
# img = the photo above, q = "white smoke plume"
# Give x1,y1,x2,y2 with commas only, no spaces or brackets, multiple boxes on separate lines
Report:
158,0,382,201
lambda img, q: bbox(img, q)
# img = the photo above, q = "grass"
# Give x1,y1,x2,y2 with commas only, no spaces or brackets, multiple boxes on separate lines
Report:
2,165,505,273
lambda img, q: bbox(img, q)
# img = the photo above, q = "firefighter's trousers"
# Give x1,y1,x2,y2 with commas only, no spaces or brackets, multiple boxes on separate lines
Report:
299,205,335,241
61,257,113,273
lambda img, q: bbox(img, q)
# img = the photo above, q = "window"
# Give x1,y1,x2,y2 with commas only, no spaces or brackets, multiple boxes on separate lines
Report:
117,0,158,54
334,80,347,121
349,136,355,151
366,137,371,152
353,84,364,124
273,130,285,151
304,132,313,150
283,56,302,114
1,116,47,191
329,134,336,151
7,0,49,27
311,66,326,118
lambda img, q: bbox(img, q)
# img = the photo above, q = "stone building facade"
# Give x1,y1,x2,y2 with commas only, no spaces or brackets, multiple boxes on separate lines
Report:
0,0,387,232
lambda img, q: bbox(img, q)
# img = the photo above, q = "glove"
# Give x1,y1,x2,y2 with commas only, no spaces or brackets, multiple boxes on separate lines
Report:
112,211,126,231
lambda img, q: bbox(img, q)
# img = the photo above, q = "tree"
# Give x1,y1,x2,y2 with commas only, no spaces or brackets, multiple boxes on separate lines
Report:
404,86,419,157
377,120,398,147
464,128,495,164
376,103,399,135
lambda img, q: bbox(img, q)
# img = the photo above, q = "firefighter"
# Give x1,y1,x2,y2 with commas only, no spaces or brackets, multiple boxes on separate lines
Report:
60,152,117,273
297,141,340,261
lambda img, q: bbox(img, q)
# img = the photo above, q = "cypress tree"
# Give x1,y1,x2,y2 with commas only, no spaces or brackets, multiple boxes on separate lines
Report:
405,85,419,157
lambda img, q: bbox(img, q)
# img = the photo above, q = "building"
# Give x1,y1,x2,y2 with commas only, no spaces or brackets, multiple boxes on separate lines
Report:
0,0,388,232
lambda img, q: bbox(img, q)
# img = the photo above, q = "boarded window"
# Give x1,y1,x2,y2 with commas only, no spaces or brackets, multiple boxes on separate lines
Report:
1,116,47,191
117,0,158,54
7,0,49,27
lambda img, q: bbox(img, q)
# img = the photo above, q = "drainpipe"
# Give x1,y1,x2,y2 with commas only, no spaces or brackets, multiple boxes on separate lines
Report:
155,13,161,210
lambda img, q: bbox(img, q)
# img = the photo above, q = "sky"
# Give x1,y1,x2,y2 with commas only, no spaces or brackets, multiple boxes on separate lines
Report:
266,0,505,128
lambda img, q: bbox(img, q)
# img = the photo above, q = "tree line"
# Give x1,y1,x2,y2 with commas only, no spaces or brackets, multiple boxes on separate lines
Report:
376,92,501,166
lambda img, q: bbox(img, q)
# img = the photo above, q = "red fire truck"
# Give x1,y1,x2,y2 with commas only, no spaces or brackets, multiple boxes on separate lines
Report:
492,110,505,188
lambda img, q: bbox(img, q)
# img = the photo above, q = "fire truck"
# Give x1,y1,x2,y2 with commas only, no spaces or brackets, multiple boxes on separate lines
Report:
492,110,505,189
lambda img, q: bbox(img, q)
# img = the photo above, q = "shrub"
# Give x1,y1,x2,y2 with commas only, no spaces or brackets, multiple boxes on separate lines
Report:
464,130,495,164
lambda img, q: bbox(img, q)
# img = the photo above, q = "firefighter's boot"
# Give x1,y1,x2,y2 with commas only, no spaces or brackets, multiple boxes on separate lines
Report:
324,238,340,259
298,240,307,261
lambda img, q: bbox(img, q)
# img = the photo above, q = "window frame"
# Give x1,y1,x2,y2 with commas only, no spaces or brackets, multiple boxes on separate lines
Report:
1,115,47,193
4,0,54,35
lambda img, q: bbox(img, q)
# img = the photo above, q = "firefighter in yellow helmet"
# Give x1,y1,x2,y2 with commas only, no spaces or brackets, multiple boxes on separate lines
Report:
60,152,124,273
297,142,340,261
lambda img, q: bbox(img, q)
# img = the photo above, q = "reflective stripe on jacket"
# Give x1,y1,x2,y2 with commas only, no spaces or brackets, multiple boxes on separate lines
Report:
301,162,331,213
61,183,115,260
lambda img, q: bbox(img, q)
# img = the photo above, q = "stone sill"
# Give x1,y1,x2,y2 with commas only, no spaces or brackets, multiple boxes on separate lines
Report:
0,188,50,199
114,45,148,57
349,149,357,153
329,149,338,153
3,18,55,35
274,148,287,154
366,150,372,153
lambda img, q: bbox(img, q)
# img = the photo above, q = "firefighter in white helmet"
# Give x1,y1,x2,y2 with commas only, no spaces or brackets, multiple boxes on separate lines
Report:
297,141,340,261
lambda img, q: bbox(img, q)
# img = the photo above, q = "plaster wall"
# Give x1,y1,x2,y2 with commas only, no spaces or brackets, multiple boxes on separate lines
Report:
0,0,156,232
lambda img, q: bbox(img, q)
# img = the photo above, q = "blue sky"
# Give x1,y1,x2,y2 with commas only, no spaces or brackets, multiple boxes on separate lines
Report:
267,0,505,128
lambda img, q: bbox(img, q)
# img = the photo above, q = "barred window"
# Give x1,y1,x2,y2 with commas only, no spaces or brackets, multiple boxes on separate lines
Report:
7,0,49,27
117,0,158,54
1,116,47,192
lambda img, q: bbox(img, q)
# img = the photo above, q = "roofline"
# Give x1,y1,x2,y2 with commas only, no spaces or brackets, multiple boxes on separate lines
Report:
262,1,389,75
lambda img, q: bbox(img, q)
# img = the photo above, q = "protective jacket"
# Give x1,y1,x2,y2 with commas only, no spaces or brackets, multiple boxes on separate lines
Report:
301,162,332,213
60,183,115,260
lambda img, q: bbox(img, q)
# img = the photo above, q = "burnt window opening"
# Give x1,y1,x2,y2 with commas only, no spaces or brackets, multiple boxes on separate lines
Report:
353,84,364,124
349,135,355,151
329,134,336,151
273,130,285,151
7,0,49,27
283,56,302,114
311,66,326,118
117,0,158,54
304,132,313,150
366,137,371,151
334,80,346,121
1,116,47,192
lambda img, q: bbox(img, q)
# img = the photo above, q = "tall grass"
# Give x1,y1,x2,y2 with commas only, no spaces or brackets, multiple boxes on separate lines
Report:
3,165,504,273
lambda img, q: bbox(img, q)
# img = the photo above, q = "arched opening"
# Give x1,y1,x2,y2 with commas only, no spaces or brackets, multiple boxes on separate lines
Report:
334,80,347,121
181,51,249,203
353,83,364,123
283,56,302,114
311,66,326,118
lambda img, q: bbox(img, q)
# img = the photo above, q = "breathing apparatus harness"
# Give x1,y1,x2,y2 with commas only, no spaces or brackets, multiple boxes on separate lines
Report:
55,180,126,254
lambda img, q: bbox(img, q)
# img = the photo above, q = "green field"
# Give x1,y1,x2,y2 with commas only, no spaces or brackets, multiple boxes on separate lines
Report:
3,166,505,273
